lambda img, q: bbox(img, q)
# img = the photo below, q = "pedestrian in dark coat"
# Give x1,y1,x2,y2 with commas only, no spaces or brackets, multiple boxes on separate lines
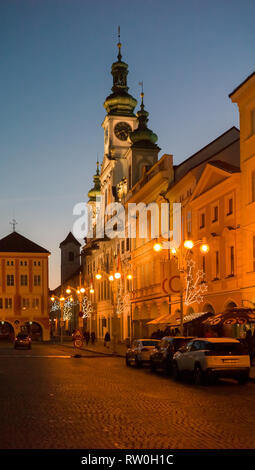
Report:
91,331,96,344
85,331,90,345
104,331,110,347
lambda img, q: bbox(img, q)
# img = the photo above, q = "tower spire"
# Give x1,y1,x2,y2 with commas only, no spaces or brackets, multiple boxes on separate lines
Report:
128,83,158,147
103,27,137,116
117,25,122,61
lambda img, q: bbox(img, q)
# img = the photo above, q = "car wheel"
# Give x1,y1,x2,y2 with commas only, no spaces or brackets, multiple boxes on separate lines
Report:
238,375,249,385
125,356,131,367
172,361,180,381
135,356,141,368
193,364,205,385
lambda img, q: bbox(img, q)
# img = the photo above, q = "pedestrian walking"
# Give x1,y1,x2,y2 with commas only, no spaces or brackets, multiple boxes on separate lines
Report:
91,331,96,344
104,331,110,348
85,331,90,345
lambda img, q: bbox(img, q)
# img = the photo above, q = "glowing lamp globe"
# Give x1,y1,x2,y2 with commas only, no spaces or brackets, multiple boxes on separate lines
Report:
184,240,194,250
200,243,210,253
153,242,162,252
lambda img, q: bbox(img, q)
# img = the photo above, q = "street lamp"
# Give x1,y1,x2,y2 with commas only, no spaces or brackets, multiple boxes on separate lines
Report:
153,242,163,252
153,238,210,335
95,269,125,354
65,285,87,329
50,294,68,344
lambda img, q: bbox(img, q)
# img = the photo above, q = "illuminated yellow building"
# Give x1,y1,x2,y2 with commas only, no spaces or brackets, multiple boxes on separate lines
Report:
81,35,255,341
0,230,50,341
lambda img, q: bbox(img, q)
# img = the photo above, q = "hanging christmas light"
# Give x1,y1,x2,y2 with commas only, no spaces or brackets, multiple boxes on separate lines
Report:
184,259,208,306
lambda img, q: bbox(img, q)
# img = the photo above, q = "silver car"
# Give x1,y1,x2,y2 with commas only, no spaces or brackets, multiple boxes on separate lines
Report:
126,339,160,367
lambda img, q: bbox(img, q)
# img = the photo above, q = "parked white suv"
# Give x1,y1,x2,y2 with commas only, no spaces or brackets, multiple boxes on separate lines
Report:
172,338,250,385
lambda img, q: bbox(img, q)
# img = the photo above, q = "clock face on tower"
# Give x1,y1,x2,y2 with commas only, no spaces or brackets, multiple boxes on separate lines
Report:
114,122,132,141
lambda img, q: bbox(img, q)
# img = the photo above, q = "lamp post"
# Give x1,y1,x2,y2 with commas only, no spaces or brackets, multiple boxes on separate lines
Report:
50,294,71,344
153,238,209,335
95,269,132,354
65,285,86,330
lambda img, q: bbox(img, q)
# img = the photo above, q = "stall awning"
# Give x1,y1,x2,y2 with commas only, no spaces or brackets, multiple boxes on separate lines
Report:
147,311,212,326
203,308,255,326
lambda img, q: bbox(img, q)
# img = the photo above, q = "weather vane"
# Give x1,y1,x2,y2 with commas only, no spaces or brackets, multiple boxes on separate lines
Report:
10,218,18,232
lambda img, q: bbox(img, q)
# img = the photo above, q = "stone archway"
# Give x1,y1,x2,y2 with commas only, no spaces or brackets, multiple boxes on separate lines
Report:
224,301,237,312
202,303,215,314
0,321,14,342
22,322,43,341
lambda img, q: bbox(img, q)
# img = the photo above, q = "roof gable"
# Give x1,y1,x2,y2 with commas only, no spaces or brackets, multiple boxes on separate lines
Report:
59,232,81,248
190,161,240,202
0,232,50,254
173,127,240,184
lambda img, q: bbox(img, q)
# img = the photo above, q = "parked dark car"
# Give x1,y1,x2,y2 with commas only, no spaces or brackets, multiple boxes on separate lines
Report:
150,336,195,373
14,333,31,350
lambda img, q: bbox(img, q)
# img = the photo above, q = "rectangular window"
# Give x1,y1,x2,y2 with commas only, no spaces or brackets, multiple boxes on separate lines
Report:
187,211,192,235
5,298,12,309
230,246,235,275
7,275,14,286
227,198,233,215
253,236,255,272
68,252,74,262
126,238,130,251
252,171,255,203
121,240,125,254
32,298,39,309
202,256,206,273
251,109,255,135
34,275,41,286
212,206,218,222
22,298,29,308
200,213,205,229
0,298,2,309
215,251,219,278
20,275,28,286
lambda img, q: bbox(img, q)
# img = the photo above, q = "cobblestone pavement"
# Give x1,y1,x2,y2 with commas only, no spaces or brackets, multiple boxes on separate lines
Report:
0,341,255,449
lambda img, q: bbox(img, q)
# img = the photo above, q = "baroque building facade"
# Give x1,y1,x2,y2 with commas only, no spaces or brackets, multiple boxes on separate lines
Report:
0,231,50,341
73,41,255,342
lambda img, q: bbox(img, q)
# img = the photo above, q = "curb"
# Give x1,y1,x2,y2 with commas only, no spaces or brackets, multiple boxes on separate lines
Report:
50,342,125,358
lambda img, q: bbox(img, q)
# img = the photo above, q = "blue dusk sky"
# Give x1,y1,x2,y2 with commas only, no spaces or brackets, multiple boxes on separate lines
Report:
0,0,254,288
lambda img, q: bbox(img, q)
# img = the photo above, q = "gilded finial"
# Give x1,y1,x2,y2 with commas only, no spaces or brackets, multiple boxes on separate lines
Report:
96,157,100,175
117,25,122,61
139,81,144,109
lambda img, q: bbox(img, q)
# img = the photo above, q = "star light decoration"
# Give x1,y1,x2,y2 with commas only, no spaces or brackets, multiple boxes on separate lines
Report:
116,285,124,315
63,299,74,321
50,301,60,312
50,294,93,320
82,296,93,318
184,259,208,306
